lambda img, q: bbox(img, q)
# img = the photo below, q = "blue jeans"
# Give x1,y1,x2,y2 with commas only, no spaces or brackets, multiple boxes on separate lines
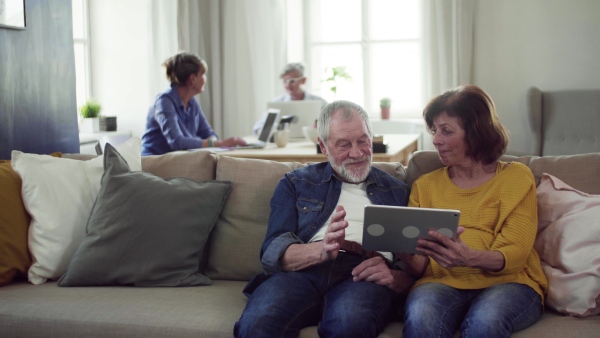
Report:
403,282,542,338
234,253,397,338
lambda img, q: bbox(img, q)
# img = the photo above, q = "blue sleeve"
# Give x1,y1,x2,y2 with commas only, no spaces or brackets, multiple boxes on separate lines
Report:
152,96,214,150
195,101,218,139
260,175,303,274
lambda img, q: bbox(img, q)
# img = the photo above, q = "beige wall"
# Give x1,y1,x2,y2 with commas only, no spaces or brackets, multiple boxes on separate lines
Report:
471,0,600,154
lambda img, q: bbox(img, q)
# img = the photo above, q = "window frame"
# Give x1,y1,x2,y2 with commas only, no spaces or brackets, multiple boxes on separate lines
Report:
72,0,92,112
301,0,423,119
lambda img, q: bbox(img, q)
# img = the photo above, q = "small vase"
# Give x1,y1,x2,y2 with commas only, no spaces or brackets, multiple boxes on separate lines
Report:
380,106,390,120
80,118,100,133
274,129,290,147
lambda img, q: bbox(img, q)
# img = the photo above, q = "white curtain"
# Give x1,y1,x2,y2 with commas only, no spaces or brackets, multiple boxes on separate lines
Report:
178,0,286,138
148,0,179,110
422,0,475,99
419,0,475,150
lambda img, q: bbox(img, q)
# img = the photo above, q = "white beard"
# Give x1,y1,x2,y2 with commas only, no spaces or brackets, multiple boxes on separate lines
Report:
330,156,372,183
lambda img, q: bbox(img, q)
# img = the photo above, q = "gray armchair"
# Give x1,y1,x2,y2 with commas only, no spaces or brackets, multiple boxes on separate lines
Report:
527,87,600,156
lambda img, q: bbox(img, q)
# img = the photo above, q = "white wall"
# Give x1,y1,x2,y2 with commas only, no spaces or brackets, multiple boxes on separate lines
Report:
471,0,600,155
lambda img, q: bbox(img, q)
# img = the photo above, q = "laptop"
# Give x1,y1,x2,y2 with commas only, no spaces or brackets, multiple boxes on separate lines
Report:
267,101,322,139
362,205,460,254
237,109,280,149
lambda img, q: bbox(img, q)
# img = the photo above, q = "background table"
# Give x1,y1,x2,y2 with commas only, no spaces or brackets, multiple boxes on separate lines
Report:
213,134,420,165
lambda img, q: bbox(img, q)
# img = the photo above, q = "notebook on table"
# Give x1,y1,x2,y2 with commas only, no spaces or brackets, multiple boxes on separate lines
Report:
362,205,460,254
237,109,280,149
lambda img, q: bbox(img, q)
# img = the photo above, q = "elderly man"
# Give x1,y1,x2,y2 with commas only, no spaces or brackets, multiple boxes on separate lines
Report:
253,62,328,135
235,100,415,338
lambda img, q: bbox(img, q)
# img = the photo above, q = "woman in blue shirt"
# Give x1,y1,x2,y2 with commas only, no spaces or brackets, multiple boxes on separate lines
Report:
142,52,247,155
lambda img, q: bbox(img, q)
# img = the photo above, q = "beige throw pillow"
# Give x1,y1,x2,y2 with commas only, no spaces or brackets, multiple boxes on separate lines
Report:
534,173,600,317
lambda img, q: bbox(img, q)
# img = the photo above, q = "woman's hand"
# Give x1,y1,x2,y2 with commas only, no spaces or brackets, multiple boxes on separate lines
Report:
219,137,247,147
416,226,506,271
416,226,471,269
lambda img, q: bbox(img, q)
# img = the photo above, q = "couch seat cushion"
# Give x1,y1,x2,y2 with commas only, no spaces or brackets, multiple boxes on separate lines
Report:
0,280,247,338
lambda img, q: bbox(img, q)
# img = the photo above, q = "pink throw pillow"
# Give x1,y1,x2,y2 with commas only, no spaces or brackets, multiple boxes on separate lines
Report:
534,173,600,317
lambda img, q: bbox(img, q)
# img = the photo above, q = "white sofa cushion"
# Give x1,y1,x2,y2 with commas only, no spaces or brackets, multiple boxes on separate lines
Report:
11,137,142,284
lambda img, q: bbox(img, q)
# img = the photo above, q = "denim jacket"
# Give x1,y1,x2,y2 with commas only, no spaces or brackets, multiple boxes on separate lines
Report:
260,162,409,275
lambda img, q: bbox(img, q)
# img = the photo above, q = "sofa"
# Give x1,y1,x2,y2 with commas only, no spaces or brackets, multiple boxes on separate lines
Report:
1,148,599,337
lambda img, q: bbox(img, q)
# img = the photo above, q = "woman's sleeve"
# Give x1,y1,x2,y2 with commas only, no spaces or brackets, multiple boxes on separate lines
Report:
153,96,204,150
488,166,538,275
195,103,218,139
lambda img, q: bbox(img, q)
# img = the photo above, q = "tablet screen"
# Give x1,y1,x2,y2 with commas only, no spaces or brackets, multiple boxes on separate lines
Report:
362,205,460,254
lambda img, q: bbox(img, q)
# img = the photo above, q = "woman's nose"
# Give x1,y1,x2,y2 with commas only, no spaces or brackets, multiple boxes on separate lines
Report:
432,132,442,146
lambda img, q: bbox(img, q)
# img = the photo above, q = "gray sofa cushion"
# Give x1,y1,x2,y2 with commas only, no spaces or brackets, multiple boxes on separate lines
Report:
58,145,231,287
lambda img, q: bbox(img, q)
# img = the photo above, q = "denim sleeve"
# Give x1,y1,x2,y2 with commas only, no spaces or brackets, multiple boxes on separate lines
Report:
261,232,302,274
260,175,302,274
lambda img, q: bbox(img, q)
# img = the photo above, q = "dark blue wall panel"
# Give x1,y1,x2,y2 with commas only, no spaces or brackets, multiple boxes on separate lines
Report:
0,0,79,160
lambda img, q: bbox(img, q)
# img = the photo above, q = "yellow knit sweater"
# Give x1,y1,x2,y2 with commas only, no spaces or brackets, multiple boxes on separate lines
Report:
409,161,548,302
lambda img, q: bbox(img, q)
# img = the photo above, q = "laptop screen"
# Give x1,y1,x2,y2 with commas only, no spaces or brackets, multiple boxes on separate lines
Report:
258,109,280,142
267,101,322,139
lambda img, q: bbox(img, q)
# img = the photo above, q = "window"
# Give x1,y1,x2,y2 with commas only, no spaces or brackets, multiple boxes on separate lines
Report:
71,0,91,112
298,0,422,118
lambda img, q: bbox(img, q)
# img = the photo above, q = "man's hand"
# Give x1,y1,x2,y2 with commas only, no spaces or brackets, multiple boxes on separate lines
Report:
280,205,348,271
351,257,416,295
320,205,348,262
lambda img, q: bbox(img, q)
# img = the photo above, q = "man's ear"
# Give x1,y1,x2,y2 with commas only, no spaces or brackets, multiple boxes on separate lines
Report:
299,77,307,85
318,138,327,156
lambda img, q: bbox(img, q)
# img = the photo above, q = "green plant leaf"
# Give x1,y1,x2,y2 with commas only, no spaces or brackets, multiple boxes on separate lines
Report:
80,99,102,118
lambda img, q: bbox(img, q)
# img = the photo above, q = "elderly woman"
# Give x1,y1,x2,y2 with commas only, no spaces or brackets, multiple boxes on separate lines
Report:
400,85,548,337
142,52,247,155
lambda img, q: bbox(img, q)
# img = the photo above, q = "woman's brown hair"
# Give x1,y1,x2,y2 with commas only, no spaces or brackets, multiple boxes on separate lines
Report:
163,52,208,86
423,85,509,164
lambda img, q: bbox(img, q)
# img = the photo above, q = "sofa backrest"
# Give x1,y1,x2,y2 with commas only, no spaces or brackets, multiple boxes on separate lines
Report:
407,150,600,194
206,156,408,281
64,150,218,181
141,151,217,180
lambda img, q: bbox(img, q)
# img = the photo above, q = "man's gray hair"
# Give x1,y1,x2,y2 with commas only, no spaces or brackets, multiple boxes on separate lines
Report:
317,100,373,143
280,62,305,78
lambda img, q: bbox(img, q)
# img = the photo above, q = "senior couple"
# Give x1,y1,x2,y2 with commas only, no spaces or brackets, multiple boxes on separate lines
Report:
235,86,548,338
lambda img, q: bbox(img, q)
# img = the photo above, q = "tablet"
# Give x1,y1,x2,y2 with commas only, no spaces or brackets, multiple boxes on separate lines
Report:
362,205,460,254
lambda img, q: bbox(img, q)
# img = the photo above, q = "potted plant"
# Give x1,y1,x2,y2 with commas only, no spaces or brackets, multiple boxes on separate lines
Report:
79,99,102,133
380,97,391,120
322,66,352,99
